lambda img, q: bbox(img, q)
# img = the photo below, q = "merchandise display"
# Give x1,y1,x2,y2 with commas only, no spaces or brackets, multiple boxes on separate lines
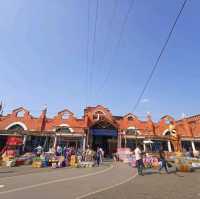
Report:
117,148,132,163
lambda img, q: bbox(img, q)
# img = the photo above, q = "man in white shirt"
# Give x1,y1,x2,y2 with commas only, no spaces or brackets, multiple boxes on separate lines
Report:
134,144,144,176
56,145,62,156
35,145,43,156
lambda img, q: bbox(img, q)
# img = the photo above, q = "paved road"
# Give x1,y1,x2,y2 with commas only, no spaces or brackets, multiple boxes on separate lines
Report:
86,169,200,199
0,163,199,199
0,163,135,199
0,165,61,178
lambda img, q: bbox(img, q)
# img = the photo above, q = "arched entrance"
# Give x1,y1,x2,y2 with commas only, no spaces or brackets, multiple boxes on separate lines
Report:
89,120,118,157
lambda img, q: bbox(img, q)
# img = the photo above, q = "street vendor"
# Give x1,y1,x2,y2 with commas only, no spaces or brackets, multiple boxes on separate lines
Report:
56,145,62,156
35,145,43,156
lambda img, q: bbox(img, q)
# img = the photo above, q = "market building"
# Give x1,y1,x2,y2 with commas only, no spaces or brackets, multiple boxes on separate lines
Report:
0,105,200,156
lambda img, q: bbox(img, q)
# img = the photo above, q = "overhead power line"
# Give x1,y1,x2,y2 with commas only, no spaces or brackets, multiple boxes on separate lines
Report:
85,0,91,107
131,0,189,113
96,0,136,98
99,0,118,74
88,0,100,104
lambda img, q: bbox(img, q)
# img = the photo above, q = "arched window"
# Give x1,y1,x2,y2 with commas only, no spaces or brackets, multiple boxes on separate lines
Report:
93,111,105,120
5,122,27,131
56,126,71,133
62,112,69,119
16,110,25,117
163,129,176,137
12,107,28,117
165,118,171,125
57,109,74,120
8,124,24,131
127,116,134,121
126,127,139,135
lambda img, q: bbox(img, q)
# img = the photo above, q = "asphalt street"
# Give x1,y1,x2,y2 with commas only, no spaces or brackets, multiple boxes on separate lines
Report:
0,162,135,199
86,169,200,199
0,163,199,199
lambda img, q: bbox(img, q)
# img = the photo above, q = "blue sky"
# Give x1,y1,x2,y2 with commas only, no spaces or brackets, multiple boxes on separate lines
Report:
0,0,199,121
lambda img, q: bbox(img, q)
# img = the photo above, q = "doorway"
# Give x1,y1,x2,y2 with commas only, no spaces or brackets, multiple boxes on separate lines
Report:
90,121,118,157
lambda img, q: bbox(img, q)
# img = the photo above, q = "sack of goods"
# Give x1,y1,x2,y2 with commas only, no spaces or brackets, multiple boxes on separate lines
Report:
32,161,43,168
51,162,57,169
6,159,16,167
79,161,95,168
32,157,43,168
70,155,76,167
187,157,200,169
175,158,193,172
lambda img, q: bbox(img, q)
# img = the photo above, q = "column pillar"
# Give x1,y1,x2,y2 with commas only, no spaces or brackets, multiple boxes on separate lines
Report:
53,135,57,149
22,135,27,152
191,141,196,152
168,140,172,152
143,143,146,152
82,136,86,151
125,135,127,148
86,128,90,147
119,134,122,148
117,133,122,148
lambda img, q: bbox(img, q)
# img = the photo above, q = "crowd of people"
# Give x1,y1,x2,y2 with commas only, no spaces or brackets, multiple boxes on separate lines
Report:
34,144,104,167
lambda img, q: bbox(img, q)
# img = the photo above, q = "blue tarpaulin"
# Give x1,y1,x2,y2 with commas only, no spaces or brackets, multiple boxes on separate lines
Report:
91,129,117,137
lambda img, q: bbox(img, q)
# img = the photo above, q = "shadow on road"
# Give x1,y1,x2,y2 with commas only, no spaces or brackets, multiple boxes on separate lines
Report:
142,169,178,176
0,171,14,174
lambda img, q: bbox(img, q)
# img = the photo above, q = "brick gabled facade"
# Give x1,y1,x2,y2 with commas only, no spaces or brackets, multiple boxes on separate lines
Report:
0,105,200,153
0,105,200,138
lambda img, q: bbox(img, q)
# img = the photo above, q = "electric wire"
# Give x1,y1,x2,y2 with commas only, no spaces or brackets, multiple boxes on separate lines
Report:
96,0,136,98
85,0,91,107
88,0,100,104
131,0,189,112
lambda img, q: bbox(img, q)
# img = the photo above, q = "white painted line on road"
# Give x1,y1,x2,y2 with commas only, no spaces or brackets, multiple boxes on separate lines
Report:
0,185,5,188
75,172,138,199
0,166,76,180
0,165,114,195
0,164,110,180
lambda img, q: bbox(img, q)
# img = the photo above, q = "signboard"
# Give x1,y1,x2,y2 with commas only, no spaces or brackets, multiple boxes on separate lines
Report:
91,129,117,137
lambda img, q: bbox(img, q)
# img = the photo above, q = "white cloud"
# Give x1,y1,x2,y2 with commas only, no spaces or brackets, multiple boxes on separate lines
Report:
141,98,149,103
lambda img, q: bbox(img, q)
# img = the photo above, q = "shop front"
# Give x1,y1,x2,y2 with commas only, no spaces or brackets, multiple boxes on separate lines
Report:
120,127,144,150
24,133,54,153
181,138,200,152
55,133,85,151
121,136,144,150
149,139,172,152
54,125,85,151
0,130,24,153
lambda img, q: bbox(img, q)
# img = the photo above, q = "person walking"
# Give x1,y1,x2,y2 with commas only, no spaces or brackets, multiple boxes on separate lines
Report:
158,146,169,174
99,147,104,163
96,146,102,167
134,144,144,176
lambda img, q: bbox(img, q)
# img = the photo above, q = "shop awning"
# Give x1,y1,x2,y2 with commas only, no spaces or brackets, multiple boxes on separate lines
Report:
91,129,117,137
6,137,23,146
